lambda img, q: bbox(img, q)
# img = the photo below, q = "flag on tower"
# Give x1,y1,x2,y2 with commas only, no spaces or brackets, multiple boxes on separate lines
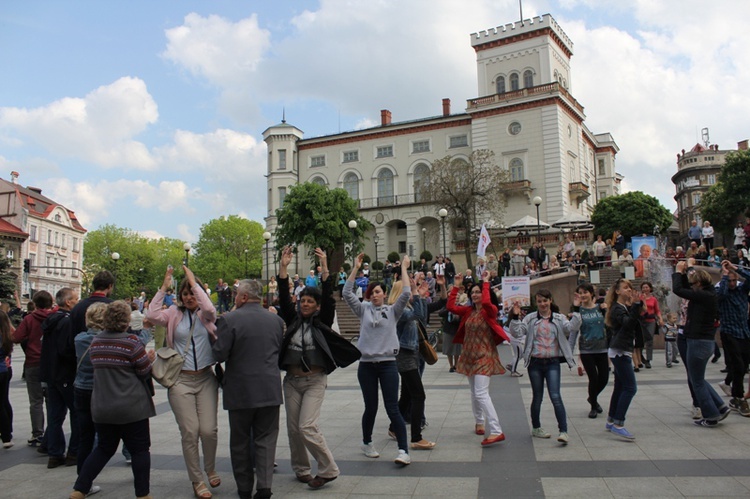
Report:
477,224,491,257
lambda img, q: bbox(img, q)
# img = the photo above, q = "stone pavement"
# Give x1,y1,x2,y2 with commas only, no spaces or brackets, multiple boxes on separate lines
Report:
1,343,750,498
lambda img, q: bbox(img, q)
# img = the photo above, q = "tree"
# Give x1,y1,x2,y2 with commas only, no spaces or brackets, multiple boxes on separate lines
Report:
274,182,372,273
425,150,509,269
590,191,673,242
0,246,17,303
700,149,750,241
192,215,266,286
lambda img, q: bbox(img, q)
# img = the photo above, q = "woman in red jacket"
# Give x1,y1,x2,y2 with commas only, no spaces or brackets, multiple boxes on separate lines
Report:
447,271,509,446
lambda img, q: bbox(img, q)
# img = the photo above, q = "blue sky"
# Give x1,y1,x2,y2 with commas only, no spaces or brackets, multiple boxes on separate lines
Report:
1,0,748,243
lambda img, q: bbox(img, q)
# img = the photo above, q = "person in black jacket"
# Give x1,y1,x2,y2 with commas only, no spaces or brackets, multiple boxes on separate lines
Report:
276,246,360,490
603,279,641,440
672,262,730,427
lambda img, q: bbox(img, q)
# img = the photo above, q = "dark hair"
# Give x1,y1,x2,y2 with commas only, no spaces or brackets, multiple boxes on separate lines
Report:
32,290,53,309
364,281,385,300
534,289,560,313
469,282,499,308
178,276,207,309
299,286,322,304
92,270,115,292
641,281,653,292
576,283,595,295
0,311,12,355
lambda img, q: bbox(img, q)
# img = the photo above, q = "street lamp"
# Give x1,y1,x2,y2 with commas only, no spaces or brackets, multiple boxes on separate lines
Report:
263,231,271,307
373,234,380,281
111,252,120,297
183,242,191,267
533,196,543,243
348,220,358,259
438,208,448,258
244,248,249,279
422,227,427,255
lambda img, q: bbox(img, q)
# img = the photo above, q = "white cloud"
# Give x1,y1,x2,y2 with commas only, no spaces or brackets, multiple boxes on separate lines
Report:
177,223,195,242
138,229,166,240
0,77,158,169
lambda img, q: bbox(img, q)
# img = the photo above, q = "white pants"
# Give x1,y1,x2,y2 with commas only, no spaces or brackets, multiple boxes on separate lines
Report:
468,374,502,435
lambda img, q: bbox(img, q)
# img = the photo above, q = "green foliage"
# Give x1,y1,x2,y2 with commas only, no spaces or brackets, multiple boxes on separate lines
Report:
274,182,372,271
590,191,672,242
371,261,384,271
427,150,509,269
420,250,433,262
362,254,371,264
700,150,750,236
387,251,400,263
192,215,265,285
0,245,17,303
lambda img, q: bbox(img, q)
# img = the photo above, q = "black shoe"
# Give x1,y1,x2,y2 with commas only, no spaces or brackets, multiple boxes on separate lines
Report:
254,488,273,499
588,408,598,419
711,355,720,364
720,368,728,373
65,453,77,466
673,359,679,364
596,403,603,414
47,456,66,468
644,361,651,369
37,445,48,455
449,367,456,373
693,418,718,427
634,368,640,372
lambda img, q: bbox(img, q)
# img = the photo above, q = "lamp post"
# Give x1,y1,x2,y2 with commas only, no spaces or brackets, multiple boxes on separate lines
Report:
422,227,427,255
183,242,191,267
373,234,380,281
111,252,120,297
244,248,249,279
263,231,271,307
533,196,543,243
348,220,357,259
438,208,448,258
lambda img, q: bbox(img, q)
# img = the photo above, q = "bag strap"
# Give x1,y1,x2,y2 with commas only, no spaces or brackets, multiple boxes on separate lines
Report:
77,341,94,370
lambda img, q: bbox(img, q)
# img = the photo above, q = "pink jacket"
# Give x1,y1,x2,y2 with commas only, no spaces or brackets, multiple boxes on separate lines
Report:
147,283,217,348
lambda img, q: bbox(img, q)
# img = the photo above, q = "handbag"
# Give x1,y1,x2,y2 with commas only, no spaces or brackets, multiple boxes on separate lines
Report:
152,314,197,388
417,320,439,365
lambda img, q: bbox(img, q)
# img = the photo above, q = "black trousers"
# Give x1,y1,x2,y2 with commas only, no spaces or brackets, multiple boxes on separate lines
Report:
579,353,609,407
721,332,750,398
393,369,426,442
228,406,280,495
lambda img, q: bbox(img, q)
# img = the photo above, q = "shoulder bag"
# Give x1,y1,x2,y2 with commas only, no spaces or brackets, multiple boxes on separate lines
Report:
152,314,197,388
417,320,439,365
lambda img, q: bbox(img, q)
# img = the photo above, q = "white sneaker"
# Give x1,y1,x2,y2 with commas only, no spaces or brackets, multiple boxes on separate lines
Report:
2,441,13,449
557,432,569,444
718,382,732,397
361,442,379,458
86,485,102,496
531,427,551,438
394,449,411,465
691,406,702,420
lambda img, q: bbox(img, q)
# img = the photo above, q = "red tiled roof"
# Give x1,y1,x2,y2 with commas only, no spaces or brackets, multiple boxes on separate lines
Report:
0,218,28,238
0,178,86,233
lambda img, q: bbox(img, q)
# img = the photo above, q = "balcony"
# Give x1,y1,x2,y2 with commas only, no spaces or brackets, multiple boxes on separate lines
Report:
467,82,585,115
502,179,533,202
569,181,591,205
356,193,431,209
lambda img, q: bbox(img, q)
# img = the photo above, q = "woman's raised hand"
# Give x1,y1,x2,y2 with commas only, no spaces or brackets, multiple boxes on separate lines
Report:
354,252,365,270
183,265,196,287
161,266,174,291
482,270,490,282
280,246,293,269
454,273,464,287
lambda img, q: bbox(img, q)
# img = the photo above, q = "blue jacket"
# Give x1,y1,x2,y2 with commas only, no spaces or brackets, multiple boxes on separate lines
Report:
397,297,427,351
717,268,750,339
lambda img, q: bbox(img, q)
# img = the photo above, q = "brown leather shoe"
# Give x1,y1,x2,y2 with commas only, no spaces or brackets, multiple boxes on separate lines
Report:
308,475,337,489
296,474,314,483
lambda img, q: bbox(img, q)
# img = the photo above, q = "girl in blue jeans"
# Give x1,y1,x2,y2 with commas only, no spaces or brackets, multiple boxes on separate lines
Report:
604,278,641,440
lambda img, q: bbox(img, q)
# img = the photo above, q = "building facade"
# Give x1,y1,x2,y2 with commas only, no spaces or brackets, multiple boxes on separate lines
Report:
672,139,749,245
263,15,621,270
0,173,86,300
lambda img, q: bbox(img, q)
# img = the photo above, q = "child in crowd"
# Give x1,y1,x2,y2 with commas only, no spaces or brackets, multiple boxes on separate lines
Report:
664,313,679,367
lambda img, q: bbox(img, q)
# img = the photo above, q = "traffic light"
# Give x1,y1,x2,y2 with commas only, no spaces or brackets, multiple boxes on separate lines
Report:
23,258,30,273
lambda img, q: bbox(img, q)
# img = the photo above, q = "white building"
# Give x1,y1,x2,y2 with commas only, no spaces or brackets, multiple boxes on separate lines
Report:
0,173,86,299
264,14,621,270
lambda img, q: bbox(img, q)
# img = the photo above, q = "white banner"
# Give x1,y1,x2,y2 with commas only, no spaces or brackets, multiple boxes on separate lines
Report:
501,276,531,311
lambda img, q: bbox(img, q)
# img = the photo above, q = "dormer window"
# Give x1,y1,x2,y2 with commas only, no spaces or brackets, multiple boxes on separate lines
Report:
55,214,61,222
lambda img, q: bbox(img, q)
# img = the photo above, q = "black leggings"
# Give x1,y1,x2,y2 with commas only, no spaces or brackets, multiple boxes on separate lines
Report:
393,369,426,442
580,353,609,407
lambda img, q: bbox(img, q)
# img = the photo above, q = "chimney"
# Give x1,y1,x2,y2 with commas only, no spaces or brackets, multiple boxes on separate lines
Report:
380,109,392,126
10,171,19,184
738,140,749,151
442,98,451,116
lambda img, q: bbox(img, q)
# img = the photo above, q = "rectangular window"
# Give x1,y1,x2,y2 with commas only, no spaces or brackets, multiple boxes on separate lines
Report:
47,229,52,244
343,150,359,163
449,135,468,148
73,237,79,252
310,155,326,167
72,261,78,277
599,191,607,200
278,149,286,170
30,225,37,242
692,192,702,205
376,145,393,158
54,231,59,247
707,174,716,185
61,259,66,276
412,140,430,153
399,241,406,254
278,187,287,207
598,159,605,176
61,234,66,249
30,253,36,272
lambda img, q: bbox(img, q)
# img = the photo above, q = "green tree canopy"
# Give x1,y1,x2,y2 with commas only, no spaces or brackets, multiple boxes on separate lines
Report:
425,150,509,269
700,149,750,238
274,182,372,272
590,191,673,242
192,215,266,286
0,245,17,304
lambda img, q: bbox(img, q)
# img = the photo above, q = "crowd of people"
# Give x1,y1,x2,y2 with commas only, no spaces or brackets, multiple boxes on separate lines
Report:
0,224,748,499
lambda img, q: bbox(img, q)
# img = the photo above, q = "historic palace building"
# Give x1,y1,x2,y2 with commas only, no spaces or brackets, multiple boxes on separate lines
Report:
263,14,622,269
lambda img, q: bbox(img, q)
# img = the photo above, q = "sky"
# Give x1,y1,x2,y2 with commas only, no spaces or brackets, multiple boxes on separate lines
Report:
1,0,749,243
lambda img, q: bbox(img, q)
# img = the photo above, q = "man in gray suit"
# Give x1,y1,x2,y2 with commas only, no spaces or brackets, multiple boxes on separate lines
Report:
213,279,284,499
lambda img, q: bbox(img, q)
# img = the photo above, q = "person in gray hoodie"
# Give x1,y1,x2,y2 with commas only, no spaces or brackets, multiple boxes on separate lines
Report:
343,253,411,465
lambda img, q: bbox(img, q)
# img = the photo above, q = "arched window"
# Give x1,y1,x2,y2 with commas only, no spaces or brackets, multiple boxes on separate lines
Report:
413,163,430,202
523,70,533,88
311,177,326,187
509,158,524,181
496,76,506,94
510,73,519,91
377,169,394,206
343,173,358,200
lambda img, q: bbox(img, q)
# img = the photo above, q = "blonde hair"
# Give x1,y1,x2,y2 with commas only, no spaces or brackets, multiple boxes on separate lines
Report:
688,269,712,287
387,280,404,305
85,302,107,330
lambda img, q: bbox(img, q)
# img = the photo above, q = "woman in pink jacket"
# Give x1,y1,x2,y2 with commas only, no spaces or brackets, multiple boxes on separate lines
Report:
147,265,219,499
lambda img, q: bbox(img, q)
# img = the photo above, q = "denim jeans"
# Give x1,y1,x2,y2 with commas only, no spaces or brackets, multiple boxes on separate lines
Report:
527,358,567,432
357,361,408,451
74,419,151,497
677,334,698,407
608,354,637,425
686,338,725,420
46,382,78,458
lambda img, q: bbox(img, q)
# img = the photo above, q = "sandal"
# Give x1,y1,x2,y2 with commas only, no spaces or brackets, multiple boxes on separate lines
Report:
193,482,212,499
207,472,221,488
